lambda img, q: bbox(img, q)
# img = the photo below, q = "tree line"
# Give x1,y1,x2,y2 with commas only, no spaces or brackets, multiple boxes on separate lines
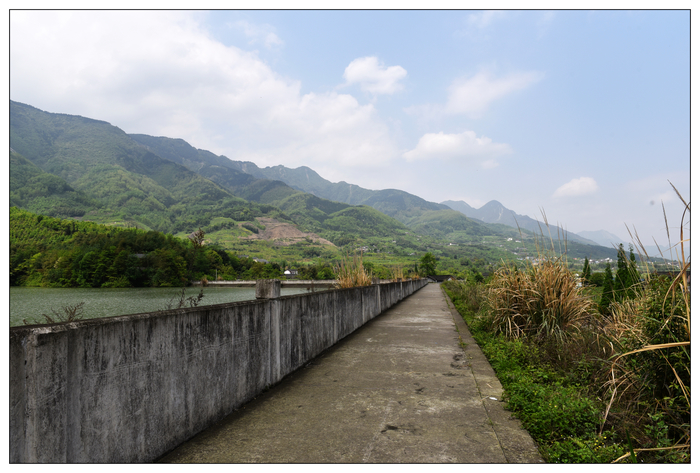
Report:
9,207,287,287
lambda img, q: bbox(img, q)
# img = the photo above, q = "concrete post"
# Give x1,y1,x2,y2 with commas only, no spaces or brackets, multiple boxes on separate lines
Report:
256,279,281,299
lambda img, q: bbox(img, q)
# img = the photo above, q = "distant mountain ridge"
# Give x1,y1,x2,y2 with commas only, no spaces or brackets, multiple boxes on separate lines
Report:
129,131,611,248
219,158,606,247
576,230,628,248
441,199,600,246
221,161,455,222
127,134,508,243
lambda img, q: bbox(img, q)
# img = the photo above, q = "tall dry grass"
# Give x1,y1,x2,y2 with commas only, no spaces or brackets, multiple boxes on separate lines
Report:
390,265,404,281
600,182,690,462
334,252,372,288
487,257,596,345
487,210,596,345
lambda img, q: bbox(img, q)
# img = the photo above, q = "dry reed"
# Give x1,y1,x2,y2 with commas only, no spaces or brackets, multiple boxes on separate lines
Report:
487,257,595,344
390,265,403,281
600,182,690,461
334,252,372,288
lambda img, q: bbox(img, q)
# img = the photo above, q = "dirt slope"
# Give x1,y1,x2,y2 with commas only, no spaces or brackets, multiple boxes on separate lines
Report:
241,218,335,246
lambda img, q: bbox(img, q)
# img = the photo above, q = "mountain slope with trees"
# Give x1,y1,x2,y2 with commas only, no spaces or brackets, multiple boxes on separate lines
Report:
10,100,624,276
127,132,511,244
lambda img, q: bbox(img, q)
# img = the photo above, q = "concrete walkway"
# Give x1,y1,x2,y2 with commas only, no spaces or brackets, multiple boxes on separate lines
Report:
158,283,543,463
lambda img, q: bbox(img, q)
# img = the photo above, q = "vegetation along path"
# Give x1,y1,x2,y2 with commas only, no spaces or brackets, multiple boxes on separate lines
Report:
159,283,543,463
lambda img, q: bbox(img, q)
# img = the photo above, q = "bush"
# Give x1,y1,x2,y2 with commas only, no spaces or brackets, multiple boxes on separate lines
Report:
486,258,596,345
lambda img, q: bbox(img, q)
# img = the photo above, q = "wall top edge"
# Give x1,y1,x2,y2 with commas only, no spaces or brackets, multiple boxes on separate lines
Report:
10,279,427,334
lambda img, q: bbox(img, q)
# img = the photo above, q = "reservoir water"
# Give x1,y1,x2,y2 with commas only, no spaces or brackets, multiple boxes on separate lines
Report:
9,286,312,327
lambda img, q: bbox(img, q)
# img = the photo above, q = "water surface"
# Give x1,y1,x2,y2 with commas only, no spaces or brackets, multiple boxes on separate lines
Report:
10,286,310,327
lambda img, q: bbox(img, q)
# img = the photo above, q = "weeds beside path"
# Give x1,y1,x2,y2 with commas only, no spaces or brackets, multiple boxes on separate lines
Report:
442,189,690,463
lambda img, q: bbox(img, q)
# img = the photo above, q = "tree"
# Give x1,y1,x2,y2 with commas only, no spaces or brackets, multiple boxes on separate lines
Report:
419,252,437,277
599,262,615,314
614,243,640,300
628,244,640,291
614,243,629,300
581,257,591,285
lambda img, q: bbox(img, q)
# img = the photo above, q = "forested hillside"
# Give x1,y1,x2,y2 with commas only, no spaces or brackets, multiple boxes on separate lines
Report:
9,207,284,287
127,132,515,245
129,134,302,204
10,150,99,217
10,100,622,277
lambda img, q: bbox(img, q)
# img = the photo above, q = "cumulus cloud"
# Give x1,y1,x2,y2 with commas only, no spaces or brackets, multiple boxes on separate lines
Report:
402,131,512,163
343,56,407,95
10,11,399,170
445,70,544,117
553,177,599,198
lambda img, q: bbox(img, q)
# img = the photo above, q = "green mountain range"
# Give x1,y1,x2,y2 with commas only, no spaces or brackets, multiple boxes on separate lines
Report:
10,100,622,272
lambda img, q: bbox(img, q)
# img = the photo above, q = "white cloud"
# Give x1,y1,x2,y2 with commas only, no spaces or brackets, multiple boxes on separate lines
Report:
445,70,544,117
343,56,407,96
466,10,508,29
10,11,399,171
553,177,599,198
231,20,284,49
403,131,512,163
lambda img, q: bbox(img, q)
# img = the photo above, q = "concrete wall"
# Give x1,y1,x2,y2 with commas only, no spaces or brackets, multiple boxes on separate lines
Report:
10,279,428,463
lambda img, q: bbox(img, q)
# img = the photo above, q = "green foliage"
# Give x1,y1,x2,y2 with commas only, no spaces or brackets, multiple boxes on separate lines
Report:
7,99,634,276
418,252,437,276
10,151,99,217
405,209,492,240
442,279,485,316
629,275,689,445
588,271,605,287
445,283,623,463
614,244,641,300
445,258,690,463
9,208,284,287
599,263,615,314
581,257,591,285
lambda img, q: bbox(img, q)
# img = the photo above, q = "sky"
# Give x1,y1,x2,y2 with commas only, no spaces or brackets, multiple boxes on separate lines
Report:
7,5,693,249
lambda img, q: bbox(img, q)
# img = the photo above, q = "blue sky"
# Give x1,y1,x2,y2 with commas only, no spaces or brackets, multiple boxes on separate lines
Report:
8,7,691,249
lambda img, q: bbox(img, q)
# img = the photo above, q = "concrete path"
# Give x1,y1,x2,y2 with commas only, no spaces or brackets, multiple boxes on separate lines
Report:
158,283,543,463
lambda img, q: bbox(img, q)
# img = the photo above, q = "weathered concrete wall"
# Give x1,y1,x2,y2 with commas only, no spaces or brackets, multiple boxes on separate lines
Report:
10,279,428,463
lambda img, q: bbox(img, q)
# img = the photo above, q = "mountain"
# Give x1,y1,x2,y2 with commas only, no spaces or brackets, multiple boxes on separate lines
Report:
8,101,418,251
576,230,628,248
224,158,611,249
9,101,253,233
10,150,100,217
127,133,504,244
10,100,625,273
128,134,302,204
442,199,600,246
232,162,454,220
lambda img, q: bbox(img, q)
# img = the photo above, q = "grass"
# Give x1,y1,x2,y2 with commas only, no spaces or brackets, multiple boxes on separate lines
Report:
25,301,87,325
334,252,372,288
442,183,690,463
486,257,595,345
